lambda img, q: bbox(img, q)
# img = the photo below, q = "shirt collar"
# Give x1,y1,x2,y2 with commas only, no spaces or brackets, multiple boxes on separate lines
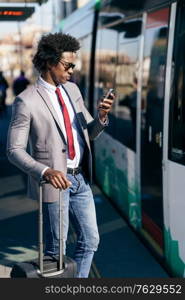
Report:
38,76,60,92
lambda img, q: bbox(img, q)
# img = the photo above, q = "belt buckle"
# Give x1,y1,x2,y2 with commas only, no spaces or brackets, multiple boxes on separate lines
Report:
72,169,76,176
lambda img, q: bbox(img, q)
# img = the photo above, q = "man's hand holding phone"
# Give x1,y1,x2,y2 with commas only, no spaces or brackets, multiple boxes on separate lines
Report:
98,88,115,122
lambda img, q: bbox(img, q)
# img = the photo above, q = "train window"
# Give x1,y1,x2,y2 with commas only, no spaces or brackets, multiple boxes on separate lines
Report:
95,27,117,92
72,35,91,107
95,18,141,151
169,2,185,164
113,19,141,151
94,26,118,137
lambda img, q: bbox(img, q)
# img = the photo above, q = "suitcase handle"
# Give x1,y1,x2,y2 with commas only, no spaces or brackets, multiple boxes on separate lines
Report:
39,180,64,275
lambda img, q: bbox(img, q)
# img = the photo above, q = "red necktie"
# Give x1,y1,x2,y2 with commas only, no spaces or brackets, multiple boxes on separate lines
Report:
55,87,75,160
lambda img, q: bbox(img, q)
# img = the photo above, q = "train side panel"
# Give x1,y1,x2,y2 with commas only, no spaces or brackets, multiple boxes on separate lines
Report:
94,133,141,229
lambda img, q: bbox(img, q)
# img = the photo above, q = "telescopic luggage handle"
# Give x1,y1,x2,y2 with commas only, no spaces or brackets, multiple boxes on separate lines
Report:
38,180,64,277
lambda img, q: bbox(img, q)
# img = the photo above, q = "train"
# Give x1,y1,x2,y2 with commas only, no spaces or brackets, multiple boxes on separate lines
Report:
54,0,185,277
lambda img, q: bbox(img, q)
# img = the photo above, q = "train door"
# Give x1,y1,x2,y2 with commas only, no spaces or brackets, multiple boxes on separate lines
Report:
140,7,170,249
163,0,185,276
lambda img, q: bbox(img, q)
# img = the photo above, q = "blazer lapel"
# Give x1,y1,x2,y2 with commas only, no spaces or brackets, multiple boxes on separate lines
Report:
35,82,67,145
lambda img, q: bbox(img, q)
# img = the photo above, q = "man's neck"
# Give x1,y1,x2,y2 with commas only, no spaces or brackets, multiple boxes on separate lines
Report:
41,72,57,86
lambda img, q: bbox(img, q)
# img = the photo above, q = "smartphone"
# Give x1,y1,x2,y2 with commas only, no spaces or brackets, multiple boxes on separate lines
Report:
105,88,114,100
98,88,114,109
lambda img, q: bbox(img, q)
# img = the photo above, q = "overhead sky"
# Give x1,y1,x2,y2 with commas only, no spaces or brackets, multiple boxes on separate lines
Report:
0,0,53,38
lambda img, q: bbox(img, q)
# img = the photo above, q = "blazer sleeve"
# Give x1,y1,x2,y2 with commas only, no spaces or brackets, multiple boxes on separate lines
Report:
6,97,48,181
83,104,109,140
75,85,109,141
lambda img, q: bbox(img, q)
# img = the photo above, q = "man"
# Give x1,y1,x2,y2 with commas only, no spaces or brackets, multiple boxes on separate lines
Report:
7,33,114,278
13,70,30,96
0,71,9,110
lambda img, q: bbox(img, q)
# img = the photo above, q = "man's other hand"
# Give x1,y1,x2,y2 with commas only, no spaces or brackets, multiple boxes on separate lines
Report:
43,168,72,189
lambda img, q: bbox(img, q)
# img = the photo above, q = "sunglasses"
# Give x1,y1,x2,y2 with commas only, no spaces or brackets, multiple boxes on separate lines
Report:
59,59,76,70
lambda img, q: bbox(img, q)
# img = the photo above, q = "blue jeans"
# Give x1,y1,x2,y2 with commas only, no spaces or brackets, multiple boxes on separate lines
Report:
43,172,99,278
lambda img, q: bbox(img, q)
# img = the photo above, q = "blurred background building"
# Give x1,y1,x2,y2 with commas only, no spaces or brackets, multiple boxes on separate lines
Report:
0,0,90,104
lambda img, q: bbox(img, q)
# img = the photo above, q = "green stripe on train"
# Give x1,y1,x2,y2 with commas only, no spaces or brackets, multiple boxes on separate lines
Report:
94,155,141,229
164,229,185,277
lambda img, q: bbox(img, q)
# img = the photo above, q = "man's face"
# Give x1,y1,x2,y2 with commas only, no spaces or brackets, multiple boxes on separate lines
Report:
49,51,77,85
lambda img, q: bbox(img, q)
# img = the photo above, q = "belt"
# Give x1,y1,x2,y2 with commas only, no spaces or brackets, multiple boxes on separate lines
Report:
67,166,82,176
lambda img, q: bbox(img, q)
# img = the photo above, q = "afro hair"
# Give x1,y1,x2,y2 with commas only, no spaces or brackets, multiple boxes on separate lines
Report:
32,33,80,73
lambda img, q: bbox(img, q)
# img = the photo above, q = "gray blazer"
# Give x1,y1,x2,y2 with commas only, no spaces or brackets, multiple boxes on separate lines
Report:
7,80,107,202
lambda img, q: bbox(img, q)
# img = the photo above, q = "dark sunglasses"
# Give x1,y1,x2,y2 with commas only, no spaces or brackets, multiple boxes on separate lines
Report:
59,59,76,70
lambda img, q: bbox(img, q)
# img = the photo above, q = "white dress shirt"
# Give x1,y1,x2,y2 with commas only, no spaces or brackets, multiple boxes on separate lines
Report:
38,76,85,175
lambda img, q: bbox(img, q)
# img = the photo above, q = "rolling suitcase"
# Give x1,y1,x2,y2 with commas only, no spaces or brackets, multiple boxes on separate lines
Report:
10,180,77,278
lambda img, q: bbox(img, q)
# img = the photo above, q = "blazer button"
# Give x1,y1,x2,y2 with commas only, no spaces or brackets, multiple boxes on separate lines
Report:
62,149,66,153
